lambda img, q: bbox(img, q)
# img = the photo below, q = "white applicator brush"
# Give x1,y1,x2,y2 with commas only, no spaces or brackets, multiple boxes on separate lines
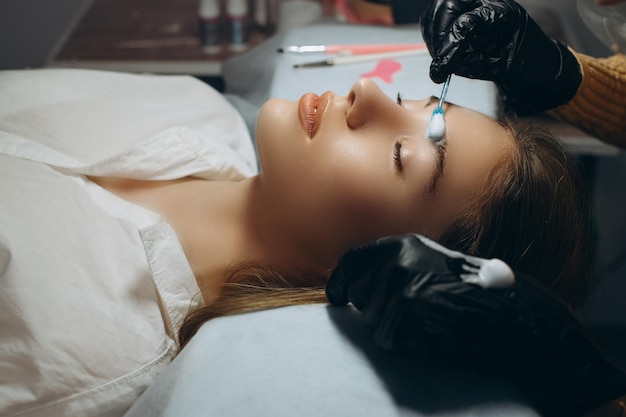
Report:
427,74,452,141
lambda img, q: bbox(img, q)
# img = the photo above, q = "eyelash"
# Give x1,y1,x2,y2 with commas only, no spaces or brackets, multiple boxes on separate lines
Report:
393,140,403,171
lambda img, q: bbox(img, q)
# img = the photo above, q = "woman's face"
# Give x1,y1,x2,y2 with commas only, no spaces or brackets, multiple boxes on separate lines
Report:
255,78,512,253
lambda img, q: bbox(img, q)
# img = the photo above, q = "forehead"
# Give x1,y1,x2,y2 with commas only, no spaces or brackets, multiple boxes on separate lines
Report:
444,104,512,170
445,106,512,214
445,104,510,149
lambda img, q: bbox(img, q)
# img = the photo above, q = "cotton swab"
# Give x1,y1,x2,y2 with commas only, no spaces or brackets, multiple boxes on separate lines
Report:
427,74,452,141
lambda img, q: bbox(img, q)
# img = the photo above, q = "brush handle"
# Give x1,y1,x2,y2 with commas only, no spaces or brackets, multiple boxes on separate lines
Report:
294,48,429,68
438,74,452,109
281,43,427,54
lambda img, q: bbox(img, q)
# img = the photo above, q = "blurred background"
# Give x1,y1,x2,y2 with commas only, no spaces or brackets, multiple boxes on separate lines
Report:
1,0,625,369
1,0,91,70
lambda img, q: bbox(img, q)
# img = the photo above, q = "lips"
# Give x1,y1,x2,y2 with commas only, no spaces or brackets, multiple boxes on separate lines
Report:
299,92,329,139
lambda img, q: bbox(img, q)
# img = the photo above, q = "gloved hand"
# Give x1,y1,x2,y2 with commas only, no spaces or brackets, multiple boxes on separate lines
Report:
327,234,626,417
420,0,582,115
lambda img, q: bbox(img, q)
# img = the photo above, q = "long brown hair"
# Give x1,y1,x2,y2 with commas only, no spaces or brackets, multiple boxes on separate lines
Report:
437,118,592,303
178,263,328,349
178,118,593,349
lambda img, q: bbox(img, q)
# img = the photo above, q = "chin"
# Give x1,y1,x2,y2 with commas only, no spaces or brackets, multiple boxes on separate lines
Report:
255,98,298,172
258,98,291,118
257,98,293,137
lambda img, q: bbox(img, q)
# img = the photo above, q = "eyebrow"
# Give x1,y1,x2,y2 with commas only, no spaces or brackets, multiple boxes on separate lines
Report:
427,140,446,194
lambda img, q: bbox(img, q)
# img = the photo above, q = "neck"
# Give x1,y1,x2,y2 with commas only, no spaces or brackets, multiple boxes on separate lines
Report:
166,177,333,304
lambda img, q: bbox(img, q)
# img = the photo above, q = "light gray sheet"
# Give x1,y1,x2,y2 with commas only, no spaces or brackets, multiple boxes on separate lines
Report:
124,304,540,417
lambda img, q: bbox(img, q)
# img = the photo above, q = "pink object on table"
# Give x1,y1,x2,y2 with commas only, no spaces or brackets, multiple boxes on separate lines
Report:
361,59,403,83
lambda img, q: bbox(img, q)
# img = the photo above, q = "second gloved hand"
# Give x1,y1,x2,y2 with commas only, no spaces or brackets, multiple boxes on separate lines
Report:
421,0,582,115
326,233,516,354
327,234,626,417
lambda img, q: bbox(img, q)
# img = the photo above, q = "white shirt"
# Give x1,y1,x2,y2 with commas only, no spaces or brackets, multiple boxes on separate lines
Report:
0,69,258,416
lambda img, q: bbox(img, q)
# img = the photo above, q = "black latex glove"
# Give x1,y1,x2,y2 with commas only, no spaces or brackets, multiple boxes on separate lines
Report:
420,0,582,115
327,234,626,417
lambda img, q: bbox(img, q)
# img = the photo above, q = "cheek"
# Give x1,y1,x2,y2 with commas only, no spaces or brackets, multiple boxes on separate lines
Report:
256,99,300,169
330,145,384,206
320,142,409,233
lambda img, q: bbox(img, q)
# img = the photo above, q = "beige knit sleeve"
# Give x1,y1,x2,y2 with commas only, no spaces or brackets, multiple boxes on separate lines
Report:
551,52,626,148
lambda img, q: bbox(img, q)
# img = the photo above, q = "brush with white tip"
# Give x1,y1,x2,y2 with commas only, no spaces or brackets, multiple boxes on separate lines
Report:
427,74,452,141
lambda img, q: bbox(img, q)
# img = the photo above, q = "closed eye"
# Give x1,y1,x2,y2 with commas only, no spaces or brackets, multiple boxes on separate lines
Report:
393,139,403,172
425,95,439,107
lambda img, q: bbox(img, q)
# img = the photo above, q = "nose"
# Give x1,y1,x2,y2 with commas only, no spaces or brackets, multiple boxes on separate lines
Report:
346,78,400,129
